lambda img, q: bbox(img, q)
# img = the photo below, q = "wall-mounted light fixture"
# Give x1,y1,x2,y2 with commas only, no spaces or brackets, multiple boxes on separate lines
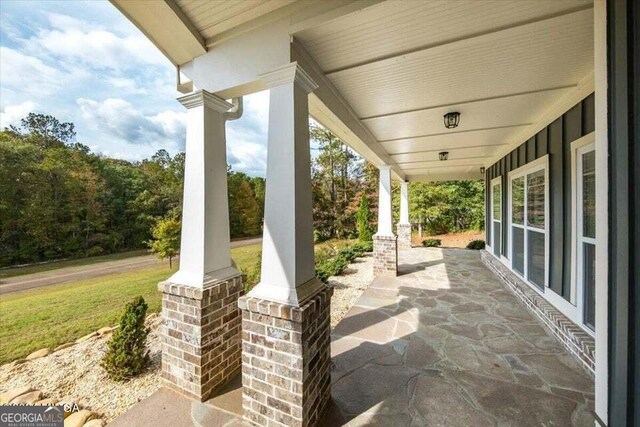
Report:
439,151,449,161
480,167,486,174
443,112,460,129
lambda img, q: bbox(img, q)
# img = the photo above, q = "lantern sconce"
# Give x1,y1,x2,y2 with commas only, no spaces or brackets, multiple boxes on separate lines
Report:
443,112,460,129
480,166,486,174
439,151,449,161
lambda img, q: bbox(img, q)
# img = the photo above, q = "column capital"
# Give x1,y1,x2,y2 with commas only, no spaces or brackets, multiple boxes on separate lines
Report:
177,89,234,112
259,62,318,93
378,164,392,171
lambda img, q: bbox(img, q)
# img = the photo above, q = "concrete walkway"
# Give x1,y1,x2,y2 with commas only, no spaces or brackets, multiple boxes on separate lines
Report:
328,247,594,426
111,247,594,426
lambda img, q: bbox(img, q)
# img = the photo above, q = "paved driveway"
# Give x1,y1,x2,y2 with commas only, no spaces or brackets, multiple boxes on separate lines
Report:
327,247,594,426
0,237,262,295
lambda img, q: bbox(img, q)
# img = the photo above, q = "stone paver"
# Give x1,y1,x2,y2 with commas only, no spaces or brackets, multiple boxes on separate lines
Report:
328,247,594,426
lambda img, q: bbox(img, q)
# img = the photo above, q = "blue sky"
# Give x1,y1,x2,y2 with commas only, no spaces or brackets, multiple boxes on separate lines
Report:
0,0,270,176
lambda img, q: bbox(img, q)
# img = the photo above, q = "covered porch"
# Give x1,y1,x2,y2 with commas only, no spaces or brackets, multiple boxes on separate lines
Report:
106,0,639,425
110,246,594,426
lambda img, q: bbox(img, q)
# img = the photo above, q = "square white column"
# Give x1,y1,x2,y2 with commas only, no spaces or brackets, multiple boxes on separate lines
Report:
375,165,395,237
247,63,323,306
168,90,239,287
399,181,410,225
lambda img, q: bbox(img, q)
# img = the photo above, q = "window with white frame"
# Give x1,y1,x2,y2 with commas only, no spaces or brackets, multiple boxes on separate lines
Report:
509,161,547,290
576,144,596,331
490,178,502,256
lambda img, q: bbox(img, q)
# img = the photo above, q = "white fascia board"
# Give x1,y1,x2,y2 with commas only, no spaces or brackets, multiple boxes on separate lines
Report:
110,0,206,66
292,40,406,181
484,71,595,167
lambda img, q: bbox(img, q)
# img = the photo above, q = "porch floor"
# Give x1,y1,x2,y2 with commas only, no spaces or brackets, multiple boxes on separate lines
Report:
111,247,594,426
326,247,594,426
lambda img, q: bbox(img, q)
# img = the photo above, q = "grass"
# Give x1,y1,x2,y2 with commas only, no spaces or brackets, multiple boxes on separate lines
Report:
0,250,149,279
0,243,263,365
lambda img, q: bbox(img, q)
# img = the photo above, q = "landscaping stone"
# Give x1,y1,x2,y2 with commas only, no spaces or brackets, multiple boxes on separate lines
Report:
54,343,76,352
26,348,52,360
96,327,113,336
64,409,96,427
0,386,33,403
11,390,43,403
76,332,97,342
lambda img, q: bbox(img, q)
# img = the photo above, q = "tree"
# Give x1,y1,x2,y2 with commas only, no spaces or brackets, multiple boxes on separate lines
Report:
101,296,150,381
148,216,181,268
7,113,76,149
356,193,374,241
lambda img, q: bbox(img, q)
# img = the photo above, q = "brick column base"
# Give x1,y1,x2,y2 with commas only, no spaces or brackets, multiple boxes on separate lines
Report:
373,235,398,275
238,285,333,427
158,272,243,401
396,223,412,249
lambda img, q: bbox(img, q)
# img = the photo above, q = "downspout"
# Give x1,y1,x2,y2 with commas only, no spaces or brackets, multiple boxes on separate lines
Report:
224,97,243,121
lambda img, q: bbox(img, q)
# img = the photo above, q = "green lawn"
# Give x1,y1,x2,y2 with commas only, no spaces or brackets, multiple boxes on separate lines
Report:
0,243,262,365
0,250,149,279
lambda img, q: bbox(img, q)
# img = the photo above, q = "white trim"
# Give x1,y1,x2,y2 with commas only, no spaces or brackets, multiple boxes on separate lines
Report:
570,133,596,335
507,155,549,290
489,177,502,257
593,0,608,419
570,133,596,305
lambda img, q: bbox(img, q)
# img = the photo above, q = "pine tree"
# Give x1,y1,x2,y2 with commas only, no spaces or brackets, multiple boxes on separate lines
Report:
356,193,373,241
101,296,150,381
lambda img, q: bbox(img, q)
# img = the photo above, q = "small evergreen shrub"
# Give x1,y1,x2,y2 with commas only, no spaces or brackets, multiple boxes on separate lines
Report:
351,241,373,253
422,239,442,247
101,296,150,381
244,251,262,292
466,240,486,250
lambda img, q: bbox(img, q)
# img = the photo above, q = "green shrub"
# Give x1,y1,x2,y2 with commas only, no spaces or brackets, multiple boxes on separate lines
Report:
351,241,373,253
466,240,486,250
422,239,442,247
101,296,150,381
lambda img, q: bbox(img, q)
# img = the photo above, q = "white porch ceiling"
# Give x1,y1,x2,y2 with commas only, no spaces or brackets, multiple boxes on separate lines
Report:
112,0,595,181
294,0,594,179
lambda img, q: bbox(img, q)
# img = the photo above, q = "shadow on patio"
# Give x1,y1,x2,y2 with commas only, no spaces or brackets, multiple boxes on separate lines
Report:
321,247,595,426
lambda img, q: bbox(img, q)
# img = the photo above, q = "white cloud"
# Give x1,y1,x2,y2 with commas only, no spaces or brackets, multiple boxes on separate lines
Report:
0,47,67,96
77,97,185,146
29,12,168,71
0,101,37,128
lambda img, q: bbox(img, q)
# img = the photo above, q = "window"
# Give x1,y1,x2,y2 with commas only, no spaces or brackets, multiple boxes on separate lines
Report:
577,146,596,330
510,162,547,289
491,178,502,256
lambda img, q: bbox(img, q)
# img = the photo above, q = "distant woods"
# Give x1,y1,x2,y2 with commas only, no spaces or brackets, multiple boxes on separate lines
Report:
0,114,484,268
0,113,263,267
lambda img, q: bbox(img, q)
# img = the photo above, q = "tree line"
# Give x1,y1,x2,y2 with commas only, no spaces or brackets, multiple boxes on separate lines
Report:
0,114,263,267
0,113,485,268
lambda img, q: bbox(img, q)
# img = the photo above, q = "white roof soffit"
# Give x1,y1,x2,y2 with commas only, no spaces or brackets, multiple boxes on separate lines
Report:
294,0,595,181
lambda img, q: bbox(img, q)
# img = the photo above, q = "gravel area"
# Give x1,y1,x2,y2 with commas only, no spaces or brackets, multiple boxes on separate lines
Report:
327,254,374,328
0,254,373,422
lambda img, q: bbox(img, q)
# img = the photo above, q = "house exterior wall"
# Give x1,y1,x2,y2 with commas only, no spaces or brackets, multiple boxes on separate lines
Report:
485,93,595,302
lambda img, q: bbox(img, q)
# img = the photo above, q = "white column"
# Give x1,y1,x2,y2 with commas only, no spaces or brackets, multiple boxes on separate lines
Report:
594,0,608,421
248,63,323,306
375,165,394,236
399,181,410,225
168,90,238,287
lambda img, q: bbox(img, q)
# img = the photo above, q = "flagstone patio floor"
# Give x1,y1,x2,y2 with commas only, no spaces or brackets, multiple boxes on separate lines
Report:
110,247,594,426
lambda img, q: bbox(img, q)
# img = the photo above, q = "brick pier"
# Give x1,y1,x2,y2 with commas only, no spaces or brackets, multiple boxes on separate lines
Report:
238,286,333,427
373,234,398,275
158,273,243,401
